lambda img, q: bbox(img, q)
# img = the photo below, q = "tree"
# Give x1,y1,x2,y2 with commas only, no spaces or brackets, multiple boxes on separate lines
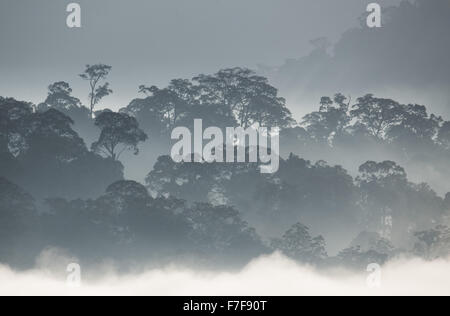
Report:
97,181,190,258
145,152,360,245
356,161,408,238
271,222,327,264
0,177,35,226
0,177,37,264
36,82,99,147
93,180,154,218
356,160,444,247
302,93,351,144
0,99,124,199
23,109,87,161
183,203,265,261
351,94,404,139
194,68,293,128
414,225,450,260
387,103,442,147
122,79,206,138
79,64,113,117
273,154,359,234
92,111,148,161
42,180,265,264
122,69,293,139
1,100,86,162
38,82,82,112
137,79,195,130
121,97,168,136
357,160,408,186
16,108,124,199
146,155,216,202
0,97,34,155
350,231,395,257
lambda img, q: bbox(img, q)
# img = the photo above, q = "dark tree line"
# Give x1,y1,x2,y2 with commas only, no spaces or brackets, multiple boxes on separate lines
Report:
298,94,444,148
0,97,123,199
146,153,448,254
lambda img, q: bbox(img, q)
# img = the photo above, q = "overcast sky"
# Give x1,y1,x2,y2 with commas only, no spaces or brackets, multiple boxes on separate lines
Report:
0,0,403,109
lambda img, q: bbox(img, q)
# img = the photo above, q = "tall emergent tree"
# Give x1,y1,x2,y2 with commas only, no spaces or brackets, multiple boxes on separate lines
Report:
79,64,113,117
92,111,148,161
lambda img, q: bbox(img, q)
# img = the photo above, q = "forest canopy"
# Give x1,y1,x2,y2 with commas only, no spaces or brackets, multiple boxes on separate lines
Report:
1,64,450,270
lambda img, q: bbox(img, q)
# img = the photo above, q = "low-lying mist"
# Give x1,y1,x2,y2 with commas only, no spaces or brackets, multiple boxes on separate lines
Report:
1,252,449,296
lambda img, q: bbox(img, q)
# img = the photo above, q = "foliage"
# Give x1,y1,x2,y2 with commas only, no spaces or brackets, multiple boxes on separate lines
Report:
414,225,450,260
92,111,148,161
3,66,450,268
121,68,293,139
79,64,113,116
271,222,327,264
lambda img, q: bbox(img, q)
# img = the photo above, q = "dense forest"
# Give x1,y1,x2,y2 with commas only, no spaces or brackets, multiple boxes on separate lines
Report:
1,63,450,271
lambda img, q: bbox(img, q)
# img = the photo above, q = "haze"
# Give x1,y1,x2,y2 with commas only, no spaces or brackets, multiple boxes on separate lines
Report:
0,0,402,110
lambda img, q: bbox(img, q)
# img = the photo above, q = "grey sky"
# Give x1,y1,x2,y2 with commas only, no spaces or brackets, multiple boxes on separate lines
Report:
0,0,401,109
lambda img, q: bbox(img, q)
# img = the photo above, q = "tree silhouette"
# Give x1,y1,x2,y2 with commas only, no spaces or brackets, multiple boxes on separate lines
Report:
92,111,148,161
387,103,442,147
350,231,395,257
271,222,327,264
302,93,351,143
123,69,293,139
357,161,408,185
356,160,445,247
36,82,99,147
194,68,293,128
79,64,113,117
184,203,265,259
414,225,450,260
137,79,194,130
0,177,37,265
351,94,404,139
0,97,34,155
0,97,124,199
38,82,82,112
23,109,86,160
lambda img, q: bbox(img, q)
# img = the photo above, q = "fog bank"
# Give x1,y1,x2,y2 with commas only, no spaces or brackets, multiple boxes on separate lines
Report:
1,253,449,296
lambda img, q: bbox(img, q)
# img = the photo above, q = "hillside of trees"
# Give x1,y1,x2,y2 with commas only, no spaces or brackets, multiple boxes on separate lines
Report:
260,0,450,120
1,64,450,270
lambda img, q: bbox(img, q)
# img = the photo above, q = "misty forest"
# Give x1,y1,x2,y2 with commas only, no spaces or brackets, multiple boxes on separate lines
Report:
1,0,450,272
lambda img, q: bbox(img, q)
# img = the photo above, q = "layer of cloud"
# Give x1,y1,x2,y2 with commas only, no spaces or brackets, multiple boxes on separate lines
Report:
1,253,449,296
